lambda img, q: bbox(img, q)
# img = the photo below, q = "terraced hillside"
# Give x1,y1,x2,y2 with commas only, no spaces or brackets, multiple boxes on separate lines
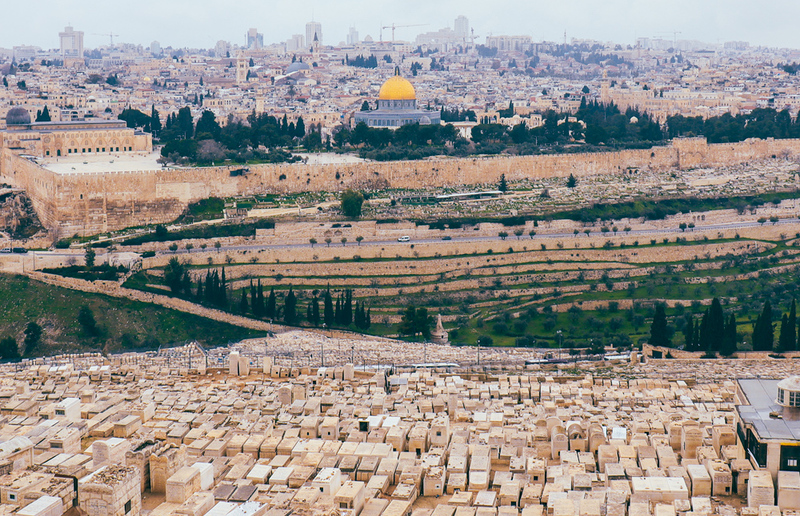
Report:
122,220,800,353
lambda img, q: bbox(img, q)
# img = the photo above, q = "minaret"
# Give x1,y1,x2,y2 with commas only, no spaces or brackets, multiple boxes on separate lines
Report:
600,70,610,104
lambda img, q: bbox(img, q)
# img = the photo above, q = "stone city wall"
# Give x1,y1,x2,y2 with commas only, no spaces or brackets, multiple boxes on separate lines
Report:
4,137,800,235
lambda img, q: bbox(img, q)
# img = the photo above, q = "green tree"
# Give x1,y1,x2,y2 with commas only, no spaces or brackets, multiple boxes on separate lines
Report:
0,337,19,360
398,306,433,340
284,288,297,325
295,117,306,138
151,105,162,135
195,110,221,139
706,298,725,352
753,300,774,351
649,303,670,347
163,257,186,294
23,322,42,356
323,288,334,327
785,298,798,352
360,101,370,111
310,295,321,327
266,288,276,319
78,306,98,337
340,189,365,218
84,247,96,269
683,316,695,351
176,106,194,139
566,173,577,188
498,174,508,192
721,313,737,356
35,105,51,122
239,289,249,314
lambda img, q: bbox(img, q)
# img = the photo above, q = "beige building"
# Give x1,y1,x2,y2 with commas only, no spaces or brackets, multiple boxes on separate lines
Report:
0,109,151,158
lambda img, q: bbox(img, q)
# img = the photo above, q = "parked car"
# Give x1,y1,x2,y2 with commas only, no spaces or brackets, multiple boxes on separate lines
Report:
397,236,411,242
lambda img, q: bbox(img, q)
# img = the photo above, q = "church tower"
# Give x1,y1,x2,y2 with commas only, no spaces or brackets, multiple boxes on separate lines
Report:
236,55,249,85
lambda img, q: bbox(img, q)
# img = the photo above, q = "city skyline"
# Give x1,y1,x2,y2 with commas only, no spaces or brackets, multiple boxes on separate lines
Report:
3,0,800,51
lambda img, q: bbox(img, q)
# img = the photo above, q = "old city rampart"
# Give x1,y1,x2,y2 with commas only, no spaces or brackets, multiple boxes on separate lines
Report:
3,137,800,235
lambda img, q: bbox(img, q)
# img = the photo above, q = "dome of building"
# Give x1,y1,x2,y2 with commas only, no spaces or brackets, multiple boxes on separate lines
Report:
6,107,31,126
777,375,800,408
379,74,416,101
286,61,311,74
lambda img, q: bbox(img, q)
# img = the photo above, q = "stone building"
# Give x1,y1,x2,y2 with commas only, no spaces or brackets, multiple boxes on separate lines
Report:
0,108,152,158
353,71,441,129
736,375,800,479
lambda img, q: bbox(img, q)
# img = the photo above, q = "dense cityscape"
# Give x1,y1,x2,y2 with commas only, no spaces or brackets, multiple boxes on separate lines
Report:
0,11,799,516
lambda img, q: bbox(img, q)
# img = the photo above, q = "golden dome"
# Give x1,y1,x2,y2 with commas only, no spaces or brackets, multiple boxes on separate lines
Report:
379,74,416,100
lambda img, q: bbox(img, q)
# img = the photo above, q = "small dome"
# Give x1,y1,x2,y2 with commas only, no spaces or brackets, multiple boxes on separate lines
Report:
419,115,431,125
6,107,31,125
379,74,416,101
777,375,800,408
286,61,310,74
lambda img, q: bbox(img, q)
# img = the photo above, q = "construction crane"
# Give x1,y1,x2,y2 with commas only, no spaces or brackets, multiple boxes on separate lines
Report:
92,32,120,46
656,31,683,50
380,23,428,42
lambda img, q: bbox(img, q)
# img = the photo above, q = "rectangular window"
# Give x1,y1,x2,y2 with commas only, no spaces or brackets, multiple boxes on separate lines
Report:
8,494,16,501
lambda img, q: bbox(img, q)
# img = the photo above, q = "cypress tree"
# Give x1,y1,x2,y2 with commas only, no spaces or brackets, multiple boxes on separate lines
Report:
692,323,701,352
753,300,773,351
323,288,334,327
284,288,297,325
683,316,694,350
266,288,276,319
344,289,353,325
195,277,203,301
707,298,725,352
649,303,670,347
721,313,737,356
335,296,342,325
306,302,313,324
779,313,791,352
220,268,228,308
250,281,260,317
239,289,248,314
311,295,320,327
789,298,797,351
366,308,371,329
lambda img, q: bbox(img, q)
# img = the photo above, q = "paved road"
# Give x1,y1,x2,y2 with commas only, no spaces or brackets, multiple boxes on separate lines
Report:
150,217,800,256
21,217,799,259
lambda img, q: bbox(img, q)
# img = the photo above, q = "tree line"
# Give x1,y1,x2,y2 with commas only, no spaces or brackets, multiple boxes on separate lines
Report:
650,297,799,355
161,258,370,330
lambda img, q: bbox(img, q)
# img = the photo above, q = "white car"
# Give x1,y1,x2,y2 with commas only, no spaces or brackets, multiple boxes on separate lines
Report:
397,236,411,242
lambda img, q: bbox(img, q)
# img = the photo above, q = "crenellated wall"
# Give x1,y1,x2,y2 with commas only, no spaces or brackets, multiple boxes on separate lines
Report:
3,137,800,236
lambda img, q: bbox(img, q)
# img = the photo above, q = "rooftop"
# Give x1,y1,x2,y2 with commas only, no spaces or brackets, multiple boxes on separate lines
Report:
737,378,800,440
40,151,165,175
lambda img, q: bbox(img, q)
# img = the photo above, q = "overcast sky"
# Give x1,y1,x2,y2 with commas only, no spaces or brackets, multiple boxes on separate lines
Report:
4,0,800,51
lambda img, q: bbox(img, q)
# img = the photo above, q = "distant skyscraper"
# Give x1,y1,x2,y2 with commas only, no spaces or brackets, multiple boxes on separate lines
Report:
59,26,84,58
454,16,469,44
215,40,231,58
286,35,305,52
246,28,263,49
150,41,161,56
306,21,322,48
347,27,359,46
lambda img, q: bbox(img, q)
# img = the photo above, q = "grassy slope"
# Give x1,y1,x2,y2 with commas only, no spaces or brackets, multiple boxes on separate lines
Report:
0,273,260,356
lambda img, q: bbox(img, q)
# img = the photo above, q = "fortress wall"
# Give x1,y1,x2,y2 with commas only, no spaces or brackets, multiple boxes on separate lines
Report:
7,137,800,236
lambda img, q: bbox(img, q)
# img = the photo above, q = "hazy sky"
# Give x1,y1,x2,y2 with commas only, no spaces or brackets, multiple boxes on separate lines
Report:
4,0,800,51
